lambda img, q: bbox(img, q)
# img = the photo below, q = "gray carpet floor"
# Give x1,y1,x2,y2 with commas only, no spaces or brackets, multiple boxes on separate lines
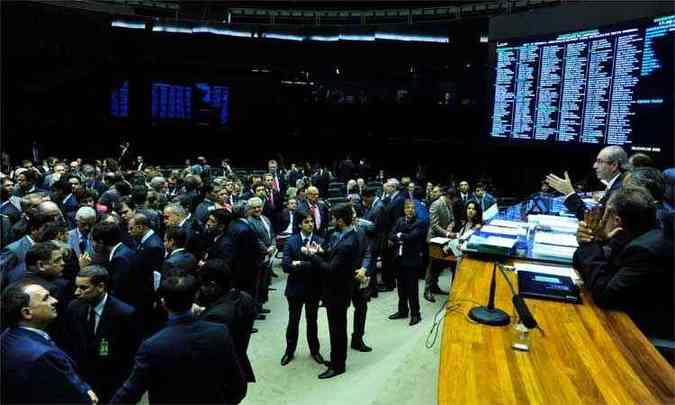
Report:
241,261,451,405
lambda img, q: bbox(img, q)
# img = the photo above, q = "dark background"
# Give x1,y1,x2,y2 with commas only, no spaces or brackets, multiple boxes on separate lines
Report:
2,1,673,197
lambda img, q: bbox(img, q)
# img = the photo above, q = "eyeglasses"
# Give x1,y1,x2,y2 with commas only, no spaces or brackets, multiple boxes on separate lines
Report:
595,158,613,165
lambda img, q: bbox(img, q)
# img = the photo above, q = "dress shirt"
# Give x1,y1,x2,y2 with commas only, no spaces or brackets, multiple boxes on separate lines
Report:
109,242,123,262
166,248,186,258
284,211,294,234
310,204,321,231
90,294,108,334
178,214,191,228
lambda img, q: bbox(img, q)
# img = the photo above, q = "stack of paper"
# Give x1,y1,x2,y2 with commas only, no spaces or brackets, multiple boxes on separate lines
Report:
534,232,579,248
489,219,527,229
481,225,526,238
528,214,578,233
466,235,517,254
531,243,577,261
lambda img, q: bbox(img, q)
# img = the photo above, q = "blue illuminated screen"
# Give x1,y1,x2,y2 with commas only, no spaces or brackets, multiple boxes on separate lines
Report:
490,14,674,151
151,82,229,125
111,81,129,118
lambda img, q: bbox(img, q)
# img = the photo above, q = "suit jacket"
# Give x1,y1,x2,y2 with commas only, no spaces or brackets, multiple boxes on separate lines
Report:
390,217,426,268
110,314,247,405
222,219,266,293
276,208,296,235
308,228,359,306
0,199,22,225
297,200,330,236
248,215,275,253
106,243,143,312
386,191,407,228
573,228,674,339
194,198,216,226
67,228,94,257
428,198,454,241
282,232,324,299
164,248,196,272
1,327,91,404
565,173,624,220
199,290,257,383
61,296,140,403
1,235,35,286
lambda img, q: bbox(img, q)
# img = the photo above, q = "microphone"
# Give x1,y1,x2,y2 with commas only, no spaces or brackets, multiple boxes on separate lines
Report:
498,264,539,330
512,294,538,329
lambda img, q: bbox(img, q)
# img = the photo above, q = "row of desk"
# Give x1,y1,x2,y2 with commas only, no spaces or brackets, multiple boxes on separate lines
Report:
432,243,674,404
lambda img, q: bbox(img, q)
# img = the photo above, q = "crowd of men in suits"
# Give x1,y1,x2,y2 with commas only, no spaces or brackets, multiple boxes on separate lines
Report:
0,146,673,402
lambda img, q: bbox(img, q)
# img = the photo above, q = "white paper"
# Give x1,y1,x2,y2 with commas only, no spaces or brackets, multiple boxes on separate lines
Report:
481,225,526,237
534,232,579,248
429,237,451,245
484,236,518,248
514,261,581,282
489,219,526,229
532,243,577,260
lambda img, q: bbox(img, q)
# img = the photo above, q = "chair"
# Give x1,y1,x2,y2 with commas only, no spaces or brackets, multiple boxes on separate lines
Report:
327,188,343,199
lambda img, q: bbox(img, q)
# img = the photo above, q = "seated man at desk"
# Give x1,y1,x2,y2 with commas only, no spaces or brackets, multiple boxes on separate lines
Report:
573,186,674,341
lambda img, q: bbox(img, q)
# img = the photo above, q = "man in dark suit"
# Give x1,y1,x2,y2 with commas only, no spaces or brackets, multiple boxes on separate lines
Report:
67,206,96,257
281,212,326,366
221,207,267,309
388,200,427,326
164,225,197,272
380,179,406,292
62,266,140,403
573,187,674,340
128,213,163,326
263,173,283,219
297,186,330,236
247,197,276,313
204,209,233,261
547,146,627,220
361,188,386,297
89,223,142,317
197,259,257,386
163,202,205,259
110,273,247,404
457,181,476,205
1,176,22,225
1,210,46,286
276,197,298,236
1,280,96,404
305,203,360,379
51,178,78,229
194,184,217,226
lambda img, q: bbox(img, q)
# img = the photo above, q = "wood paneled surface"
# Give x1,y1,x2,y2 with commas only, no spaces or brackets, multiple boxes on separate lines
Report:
438,257,674,404
429,243,456,264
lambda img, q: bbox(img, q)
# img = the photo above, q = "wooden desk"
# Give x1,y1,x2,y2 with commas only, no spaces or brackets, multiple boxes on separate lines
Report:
438,257,674,404
429,243,456,264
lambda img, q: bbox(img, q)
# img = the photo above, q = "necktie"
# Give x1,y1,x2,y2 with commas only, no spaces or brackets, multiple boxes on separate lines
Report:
88,305,97,336
311,205,320,230
303,237,309,246
270,191,274,207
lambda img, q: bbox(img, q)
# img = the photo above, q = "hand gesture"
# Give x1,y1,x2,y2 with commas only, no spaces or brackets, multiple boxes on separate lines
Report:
354,268,367,282
87,390,99,405
545,171,575,195
576,221,595,244
79,253,92,269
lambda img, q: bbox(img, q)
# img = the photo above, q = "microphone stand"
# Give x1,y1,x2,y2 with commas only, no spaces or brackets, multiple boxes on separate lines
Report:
468,262,511,326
